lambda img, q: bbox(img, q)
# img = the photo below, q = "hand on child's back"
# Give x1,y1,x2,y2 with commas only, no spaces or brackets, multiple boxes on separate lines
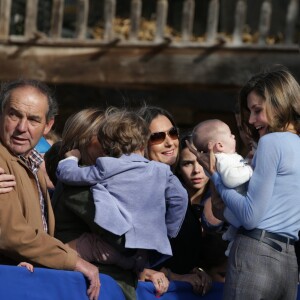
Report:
65,149,81,159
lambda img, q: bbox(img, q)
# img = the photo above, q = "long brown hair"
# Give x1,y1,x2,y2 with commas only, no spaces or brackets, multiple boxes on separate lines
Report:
239,66,300,142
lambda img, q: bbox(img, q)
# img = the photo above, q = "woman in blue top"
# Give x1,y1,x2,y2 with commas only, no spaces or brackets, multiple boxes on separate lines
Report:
191,66,300,300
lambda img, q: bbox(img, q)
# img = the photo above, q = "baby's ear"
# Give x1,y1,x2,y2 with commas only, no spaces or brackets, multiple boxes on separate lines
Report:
214,142,223,152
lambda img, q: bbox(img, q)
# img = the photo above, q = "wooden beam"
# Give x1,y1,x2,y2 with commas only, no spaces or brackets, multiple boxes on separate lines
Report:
206,0,219,44
104,0,116,41
0,45,300,89
155,0,168,43
75,0,89,39
285,0,299,44
181,0,195,43
50,0,64,39
232,0,247,45
25,0,38,38
129,0,142,42
0,0,12,40
258,0,272,45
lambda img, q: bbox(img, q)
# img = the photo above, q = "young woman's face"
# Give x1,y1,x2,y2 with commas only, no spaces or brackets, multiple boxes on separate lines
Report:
247,91,269,138
148,115,179,166
178,147,209,192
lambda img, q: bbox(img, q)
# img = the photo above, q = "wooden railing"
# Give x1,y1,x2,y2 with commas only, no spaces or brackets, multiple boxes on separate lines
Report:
0,0,299,47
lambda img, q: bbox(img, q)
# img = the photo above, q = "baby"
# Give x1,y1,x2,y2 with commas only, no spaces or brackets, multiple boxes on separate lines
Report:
193,119,253,256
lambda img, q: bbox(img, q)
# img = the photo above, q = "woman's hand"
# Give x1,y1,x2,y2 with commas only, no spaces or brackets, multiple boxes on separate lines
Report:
172,271,212,295
185,141,216,176
0,167,16,194
191,268,213,295
139,268,169,297
65,149,81,159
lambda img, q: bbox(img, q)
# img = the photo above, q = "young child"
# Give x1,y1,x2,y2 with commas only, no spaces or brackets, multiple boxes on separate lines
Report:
56,107,188,272
192,119,253,256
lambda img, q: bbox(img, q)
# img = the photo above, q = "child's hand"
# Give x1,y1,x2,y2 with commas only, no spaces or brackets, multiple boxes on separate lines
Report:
18,262,34,272
65,149,81,159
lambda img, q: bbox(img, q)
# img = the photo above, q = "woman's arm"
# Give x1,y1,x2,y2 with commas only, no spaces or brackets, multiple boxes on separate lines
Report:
212,136,279,229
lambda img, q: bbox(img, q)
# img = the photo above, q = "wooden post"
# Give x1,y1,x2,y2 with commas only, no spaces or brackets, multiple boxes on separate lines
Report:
24,0,38,38
258,0,272,45
129,0,142,42
104,0,116,41
206,0,219,44
155,0,168,43
0,0,12,40
181,0,195,43
75,0,89,39
232,0,247,45
285,0,299,44
50,0,64,39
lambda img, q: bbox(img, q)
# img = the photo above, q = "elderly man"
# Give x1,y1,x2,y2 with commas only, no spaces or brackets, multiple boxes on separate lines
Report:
0,79,100,300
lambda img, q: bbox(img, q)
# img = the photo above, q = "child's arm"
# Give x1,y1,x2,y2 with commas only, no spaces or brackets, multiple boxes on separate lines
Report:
56,157,102,186
18,262,34,272
165,172,189,238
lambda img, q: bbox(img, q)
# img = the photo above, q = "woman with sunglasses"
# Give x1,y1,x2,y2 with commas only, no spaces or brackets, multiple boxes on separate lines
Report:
139,105,180,170
138,106,214,295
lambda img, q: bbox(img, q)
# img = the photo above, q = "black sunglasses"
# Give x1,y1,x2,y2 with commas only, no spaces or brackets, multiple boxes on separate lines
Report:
149,127,179,145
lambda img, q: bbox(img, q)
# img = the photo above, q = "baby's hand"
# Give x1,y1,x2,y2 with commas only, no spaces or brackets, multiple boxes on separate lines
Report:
65,149,81,159
18,262,34,272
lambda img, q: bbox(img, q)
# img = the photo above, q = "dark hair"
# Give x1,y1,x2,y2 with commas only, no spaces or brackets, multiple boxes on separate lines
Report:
44,141,62,187
175,130,193,180
98,107,150,157
179,130,193,151
138,105,177,129
0,79,58,121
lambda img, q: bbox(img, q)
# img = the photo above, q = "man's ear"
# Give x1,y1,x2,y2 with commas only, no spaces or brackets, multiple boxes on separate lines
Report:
43,118,55,135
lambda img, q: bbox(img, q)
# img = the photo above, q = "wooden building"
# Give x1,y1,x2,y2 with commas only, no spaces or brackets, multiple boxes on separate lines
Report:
0,0,299,151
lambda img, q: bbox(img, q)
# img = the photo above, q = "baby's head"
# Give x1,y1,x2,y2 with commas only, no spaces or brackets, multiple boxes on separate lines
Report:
192,119,236,154
98,107,150,158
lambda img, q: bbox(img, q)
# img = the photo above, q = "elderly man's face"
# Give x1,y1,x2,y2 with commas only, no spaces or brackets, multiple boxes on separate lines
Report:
0,86,54,157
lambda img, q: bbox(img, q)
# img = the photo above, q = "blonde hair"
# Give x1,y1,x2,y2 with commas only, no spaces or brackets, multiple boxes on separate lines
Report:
60,108,105,165
239,66,300,142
